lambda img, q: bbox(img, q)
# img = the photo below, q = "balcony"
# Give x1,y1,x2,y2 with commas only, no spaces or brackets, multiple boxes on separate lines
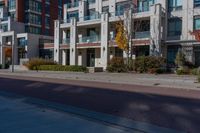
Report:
79,35,100,43
137,6,150,13
62,38,70,44
87,0,95,4
67,2,79,9
84,14,100,21
115,10,124,16
135,31,150,39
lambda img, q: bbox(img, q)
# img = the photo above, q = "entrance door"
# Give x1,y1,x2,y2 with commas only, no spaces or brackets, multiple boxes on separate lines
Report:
87,49,95,67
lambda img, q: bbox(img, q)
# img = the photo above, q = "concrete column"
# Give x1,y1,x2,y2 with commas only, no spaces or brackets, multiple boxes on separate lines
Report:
123,10,133,59
63,4,68,22
96,0,102,14
79,0,86,22
150,4,162,56
182,0,194,40
62,50,66,65
70,18,77,66
100,13,109,69
54,20,61,63
109,0,116,17
0,35,4,67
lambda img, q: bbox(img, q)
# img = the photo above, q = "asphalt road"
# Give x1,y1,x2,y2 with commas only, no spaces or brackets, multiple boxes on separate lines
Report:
0,75,200,133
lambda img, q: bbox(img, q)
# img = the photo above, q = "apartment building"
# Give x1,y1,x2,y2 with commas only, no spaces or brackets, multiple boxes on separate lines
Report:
0,0,67,68
53,0,200,69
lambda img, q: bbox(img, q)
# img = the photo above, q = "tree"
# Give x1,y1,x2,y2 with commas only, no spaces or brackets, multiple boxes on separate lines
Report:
115,21,128,55
175,49,186,68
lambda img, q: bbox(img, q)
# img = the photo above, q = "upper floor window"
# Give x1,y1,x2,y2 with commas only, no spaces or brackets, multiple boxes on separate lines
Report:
194,0,200,7
194,16,200,30
168,18,182,36
87,0,95,4
8,0,16,10
138,0,155,12
168,0,182,11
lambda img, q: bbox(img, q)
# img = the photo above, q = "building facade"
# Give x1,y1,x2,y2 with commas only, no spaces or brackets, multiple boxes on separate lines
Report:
53,0,200,69
0,0,67,68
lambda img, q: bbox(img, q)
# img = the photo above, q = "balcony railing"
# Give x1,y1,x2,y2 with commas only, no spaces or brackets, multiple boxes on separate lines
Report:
87,0,95,4
135,31,150,39
67,2,79,8
115,10,124,16
79,35,100,43
83,14,100,21
62,38,70,44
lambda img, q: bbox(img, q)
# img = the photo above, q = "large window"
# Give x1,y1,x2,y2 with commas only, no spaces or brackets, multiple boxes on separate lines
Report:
67,11,79,21
25,26,41,34
168,18,182,36
25,13,42,25
138,0,155,12
194,0,200,7
25,0,42,13
168,0,182,11
194,16,200,30
8,0,16,10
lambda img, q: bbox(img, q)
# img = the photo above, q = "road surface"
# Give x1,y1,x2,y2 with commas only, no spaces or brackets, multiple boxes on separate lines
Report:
0,75,199,133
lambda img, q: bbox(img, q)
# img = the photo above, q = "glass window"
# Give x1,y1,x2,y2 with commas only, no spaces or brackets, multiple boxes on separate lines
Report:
168,0,182,11
168,18,182,36
137,0,155,12
194,0,200,7
194,16,200,30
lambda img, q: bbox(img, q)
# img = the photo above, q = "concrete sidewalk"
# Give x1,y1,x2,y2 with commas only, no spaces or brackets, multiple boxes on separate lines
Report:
0,69,199,90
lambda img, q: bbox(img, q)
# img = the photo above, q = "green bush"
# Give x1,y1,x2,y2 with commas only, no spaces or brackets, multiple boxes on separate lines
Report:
0,64,2,69
175,50,186,67
135,56,166,73
198,74,200,83
25,58,56,70
176,67,190,75
107,57,128,73
35,65,88,72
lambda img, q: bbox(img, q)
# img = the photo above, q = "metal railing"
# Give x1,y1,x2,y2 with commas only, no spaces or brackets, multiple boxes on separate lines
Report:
67,2,79,8
62,38,70,44
135,31,150,39
80,35,100,43
83,14,100,21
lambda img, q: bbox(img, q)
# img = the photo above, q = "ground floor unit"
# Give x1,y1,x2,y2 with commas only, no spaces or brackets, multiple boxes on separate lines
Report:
0,31,53,68
41,41,200,69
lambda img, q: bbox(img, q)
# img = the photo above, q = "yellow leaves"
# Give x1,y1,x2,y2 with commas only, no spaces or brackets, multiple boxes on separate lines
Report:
115,21,128,51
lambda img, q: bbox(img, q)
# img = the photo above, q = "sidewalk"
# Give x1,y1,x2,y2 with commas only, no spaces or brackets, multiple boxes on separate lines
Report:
0,69,199,90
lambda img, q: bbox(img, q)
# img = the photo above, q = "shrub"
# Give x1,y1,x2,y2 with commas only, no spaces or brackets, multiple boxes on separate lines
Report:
156,68,166,74
107,57,128,72
198,74,200,83
135,56,166,73
175,50,186,67
176,67,190,75
25,58,56,70
35,65,88,72
0,64,2,69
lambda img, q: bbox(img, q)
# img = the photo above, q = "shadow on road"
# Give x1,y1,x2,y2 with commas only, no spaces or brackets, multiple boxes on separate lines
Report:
0,77,199,133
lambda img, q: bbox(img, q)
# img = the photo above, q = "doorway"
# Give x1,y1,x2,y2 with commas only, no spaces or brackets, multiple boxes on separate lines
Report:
87,49,95,67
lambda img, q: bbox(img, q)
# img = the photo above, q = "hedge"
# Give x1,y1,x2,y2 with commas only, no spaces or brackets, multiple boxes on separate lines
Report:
25,58,57,70
33,65,88,72
135,56,166,73
107,57,128,73
0,64,2,69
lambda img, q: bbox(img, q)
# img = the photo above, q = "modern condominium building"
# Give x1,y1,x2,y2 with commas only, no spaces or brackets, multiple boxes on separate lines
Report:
53,0,200,69
0,0,67,68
